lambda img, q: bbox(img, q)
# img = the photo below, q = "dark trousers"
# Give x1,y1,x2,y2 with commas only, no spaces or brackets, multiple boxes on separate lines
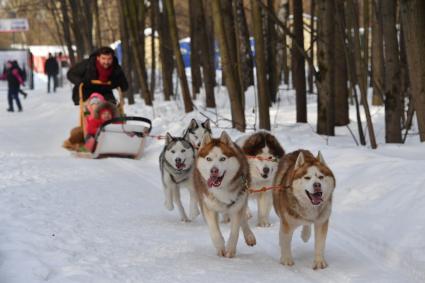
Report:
47,74,57,93
8,87,22,111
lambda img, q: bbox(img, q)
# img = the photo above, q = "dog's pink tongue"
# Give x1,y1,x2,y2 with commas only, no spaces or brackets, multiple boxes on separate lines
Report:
207,177,216,187
176,162,185,169
311,193,323,205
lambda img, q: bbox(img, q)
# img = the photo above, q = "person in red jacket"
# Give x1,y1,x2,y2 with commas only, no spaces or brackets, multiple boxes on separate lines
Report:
83,93,118,152
0,61,25,112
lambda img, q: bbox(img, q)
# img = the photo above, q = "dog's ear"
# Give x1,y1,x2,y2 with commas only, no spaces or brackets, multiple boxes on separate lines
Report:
219,131,232,145
183,130,191,142
201,132,212,147
294,151,305,169
202,119,211,131
165,132,174,145
188,118,198,130
316,151,327,166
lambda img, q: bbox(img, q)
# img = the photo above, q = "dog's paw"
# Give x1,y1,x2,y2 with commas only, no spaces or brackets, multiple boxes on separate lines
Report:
257,219,271,227
244,232,256,246
180,216,191,223
225,249,236,258
280,256,295,266
313,258,328,270
216,248,226,257
164,199,174,211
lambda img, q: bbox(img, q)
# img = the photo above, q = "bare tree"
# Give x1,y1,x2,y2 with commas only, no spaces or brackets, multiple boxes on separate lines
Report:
211,0,245,131
164,0,193,112
292,0,307,122
400,0,425,141
382,0,402,143
251,0,271,130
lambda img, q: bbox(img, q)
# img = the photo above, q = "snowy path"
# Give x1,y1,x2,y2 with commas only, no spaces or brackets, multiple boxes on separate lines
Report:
0,87,424,282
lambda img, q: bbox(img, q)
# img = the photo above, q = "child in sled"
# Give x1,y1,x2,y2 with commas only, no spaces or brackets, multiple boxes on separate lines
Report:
83,92,119,152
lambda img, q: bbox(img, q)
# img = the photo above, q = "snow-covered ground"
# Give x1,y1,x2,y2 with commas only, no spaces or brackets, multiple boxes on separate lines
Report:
0,76,424,283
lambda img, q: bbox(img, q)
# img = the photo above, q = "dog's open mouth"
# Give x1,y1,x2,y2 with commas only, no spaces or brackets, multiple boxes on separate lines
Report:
208,171,226,188
306,190,323,205
175,160,186,170
261,174,269,179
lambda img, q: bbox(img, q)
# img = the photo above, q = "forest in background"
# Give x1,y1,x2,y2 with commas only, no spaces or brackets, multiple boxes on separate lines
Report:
1,0,425,146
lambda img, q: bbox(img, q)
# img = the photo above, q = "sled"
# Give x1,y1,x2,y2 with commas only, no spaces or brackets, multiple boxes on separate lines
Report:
72,81,152,160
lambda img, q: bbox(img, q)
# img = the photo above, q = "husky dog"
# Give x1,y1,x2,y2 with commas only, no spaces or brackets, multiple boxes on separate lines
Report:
184,118,211,149
194,131,256,258
273,150,336,269
159,132,200,222
238,131,285,227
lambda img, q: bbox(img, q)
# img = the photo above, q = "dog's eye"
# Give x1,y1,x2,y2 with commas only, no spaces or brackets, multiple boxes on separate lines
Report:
181,149,186,153
318,176,324,180
171,150,176,154
206,157,212,161
304,176,311,180
219,157,226,162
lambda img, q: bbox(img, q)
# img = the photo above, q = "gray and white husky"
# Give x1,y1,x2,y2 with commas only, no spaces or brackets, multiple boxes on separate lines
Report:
184,118,212,149
159,132,200,222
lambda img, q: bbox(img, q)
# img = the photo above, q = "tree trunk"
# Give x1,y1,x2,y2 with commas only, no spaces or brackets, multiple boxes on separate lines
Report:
164,0,193,112
334,0,349,126
317,0,335,135
118,0,134,104
196,0,216,108
266,0,278,103
251,0,271,130
68,0,86,59
233,0,254,93
59,0,76,66
347,0,377,148
382,0,402,143
121,0,153,106
400,0,425,141
93,0,102,47
292,0,307,122
155,0,173,101
371,0,384,106
189,0,203,99
211,0,245,131
150,0,157,97
335,0,366,145
308,0,315,93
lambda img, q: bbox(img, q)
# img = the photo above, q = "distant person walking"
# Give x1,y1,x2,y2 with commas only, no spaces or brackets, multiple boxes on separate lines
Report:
45,53,59,93
0,61,25,112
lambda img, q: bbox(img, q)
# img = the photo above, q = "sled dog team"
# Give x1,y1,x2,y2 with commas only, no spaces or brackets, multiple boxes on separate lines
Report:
159,119,336,270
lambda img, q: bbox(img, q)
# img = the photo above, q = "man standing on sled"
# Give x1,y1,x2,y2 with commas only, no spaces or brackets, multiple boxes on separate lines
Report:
67,46,128,105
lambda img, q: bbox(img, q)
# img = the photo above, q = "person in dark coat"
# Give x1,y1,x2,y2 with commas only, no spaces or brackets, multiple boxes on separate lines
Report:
67,46,128,105
44,53,59,93
0,61,25,112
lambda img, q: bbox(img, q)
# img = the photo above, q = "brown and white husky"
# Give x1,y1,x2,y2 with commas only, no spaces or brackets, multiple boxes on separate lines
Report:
273,150,336,269
193,131,256,258
238,131,285,227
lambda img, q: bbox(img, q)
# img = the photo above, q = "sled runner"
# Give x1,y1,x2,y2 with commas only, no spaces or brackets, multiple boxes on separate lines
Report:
70,81,152,160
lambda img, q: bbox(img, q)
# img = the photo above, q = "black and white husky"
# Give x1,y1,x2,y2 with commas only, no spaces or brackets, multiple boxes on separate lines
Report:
184,119,211,149
159,132,200,222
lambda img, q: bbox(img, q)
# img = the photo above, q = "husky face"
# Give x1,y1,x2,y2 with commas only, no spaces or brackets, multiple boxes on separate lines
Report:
242,132,285,182
197,132,240,189
291,152,335,206
248,146,280,181
186,119,211,148
164,133,195,171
